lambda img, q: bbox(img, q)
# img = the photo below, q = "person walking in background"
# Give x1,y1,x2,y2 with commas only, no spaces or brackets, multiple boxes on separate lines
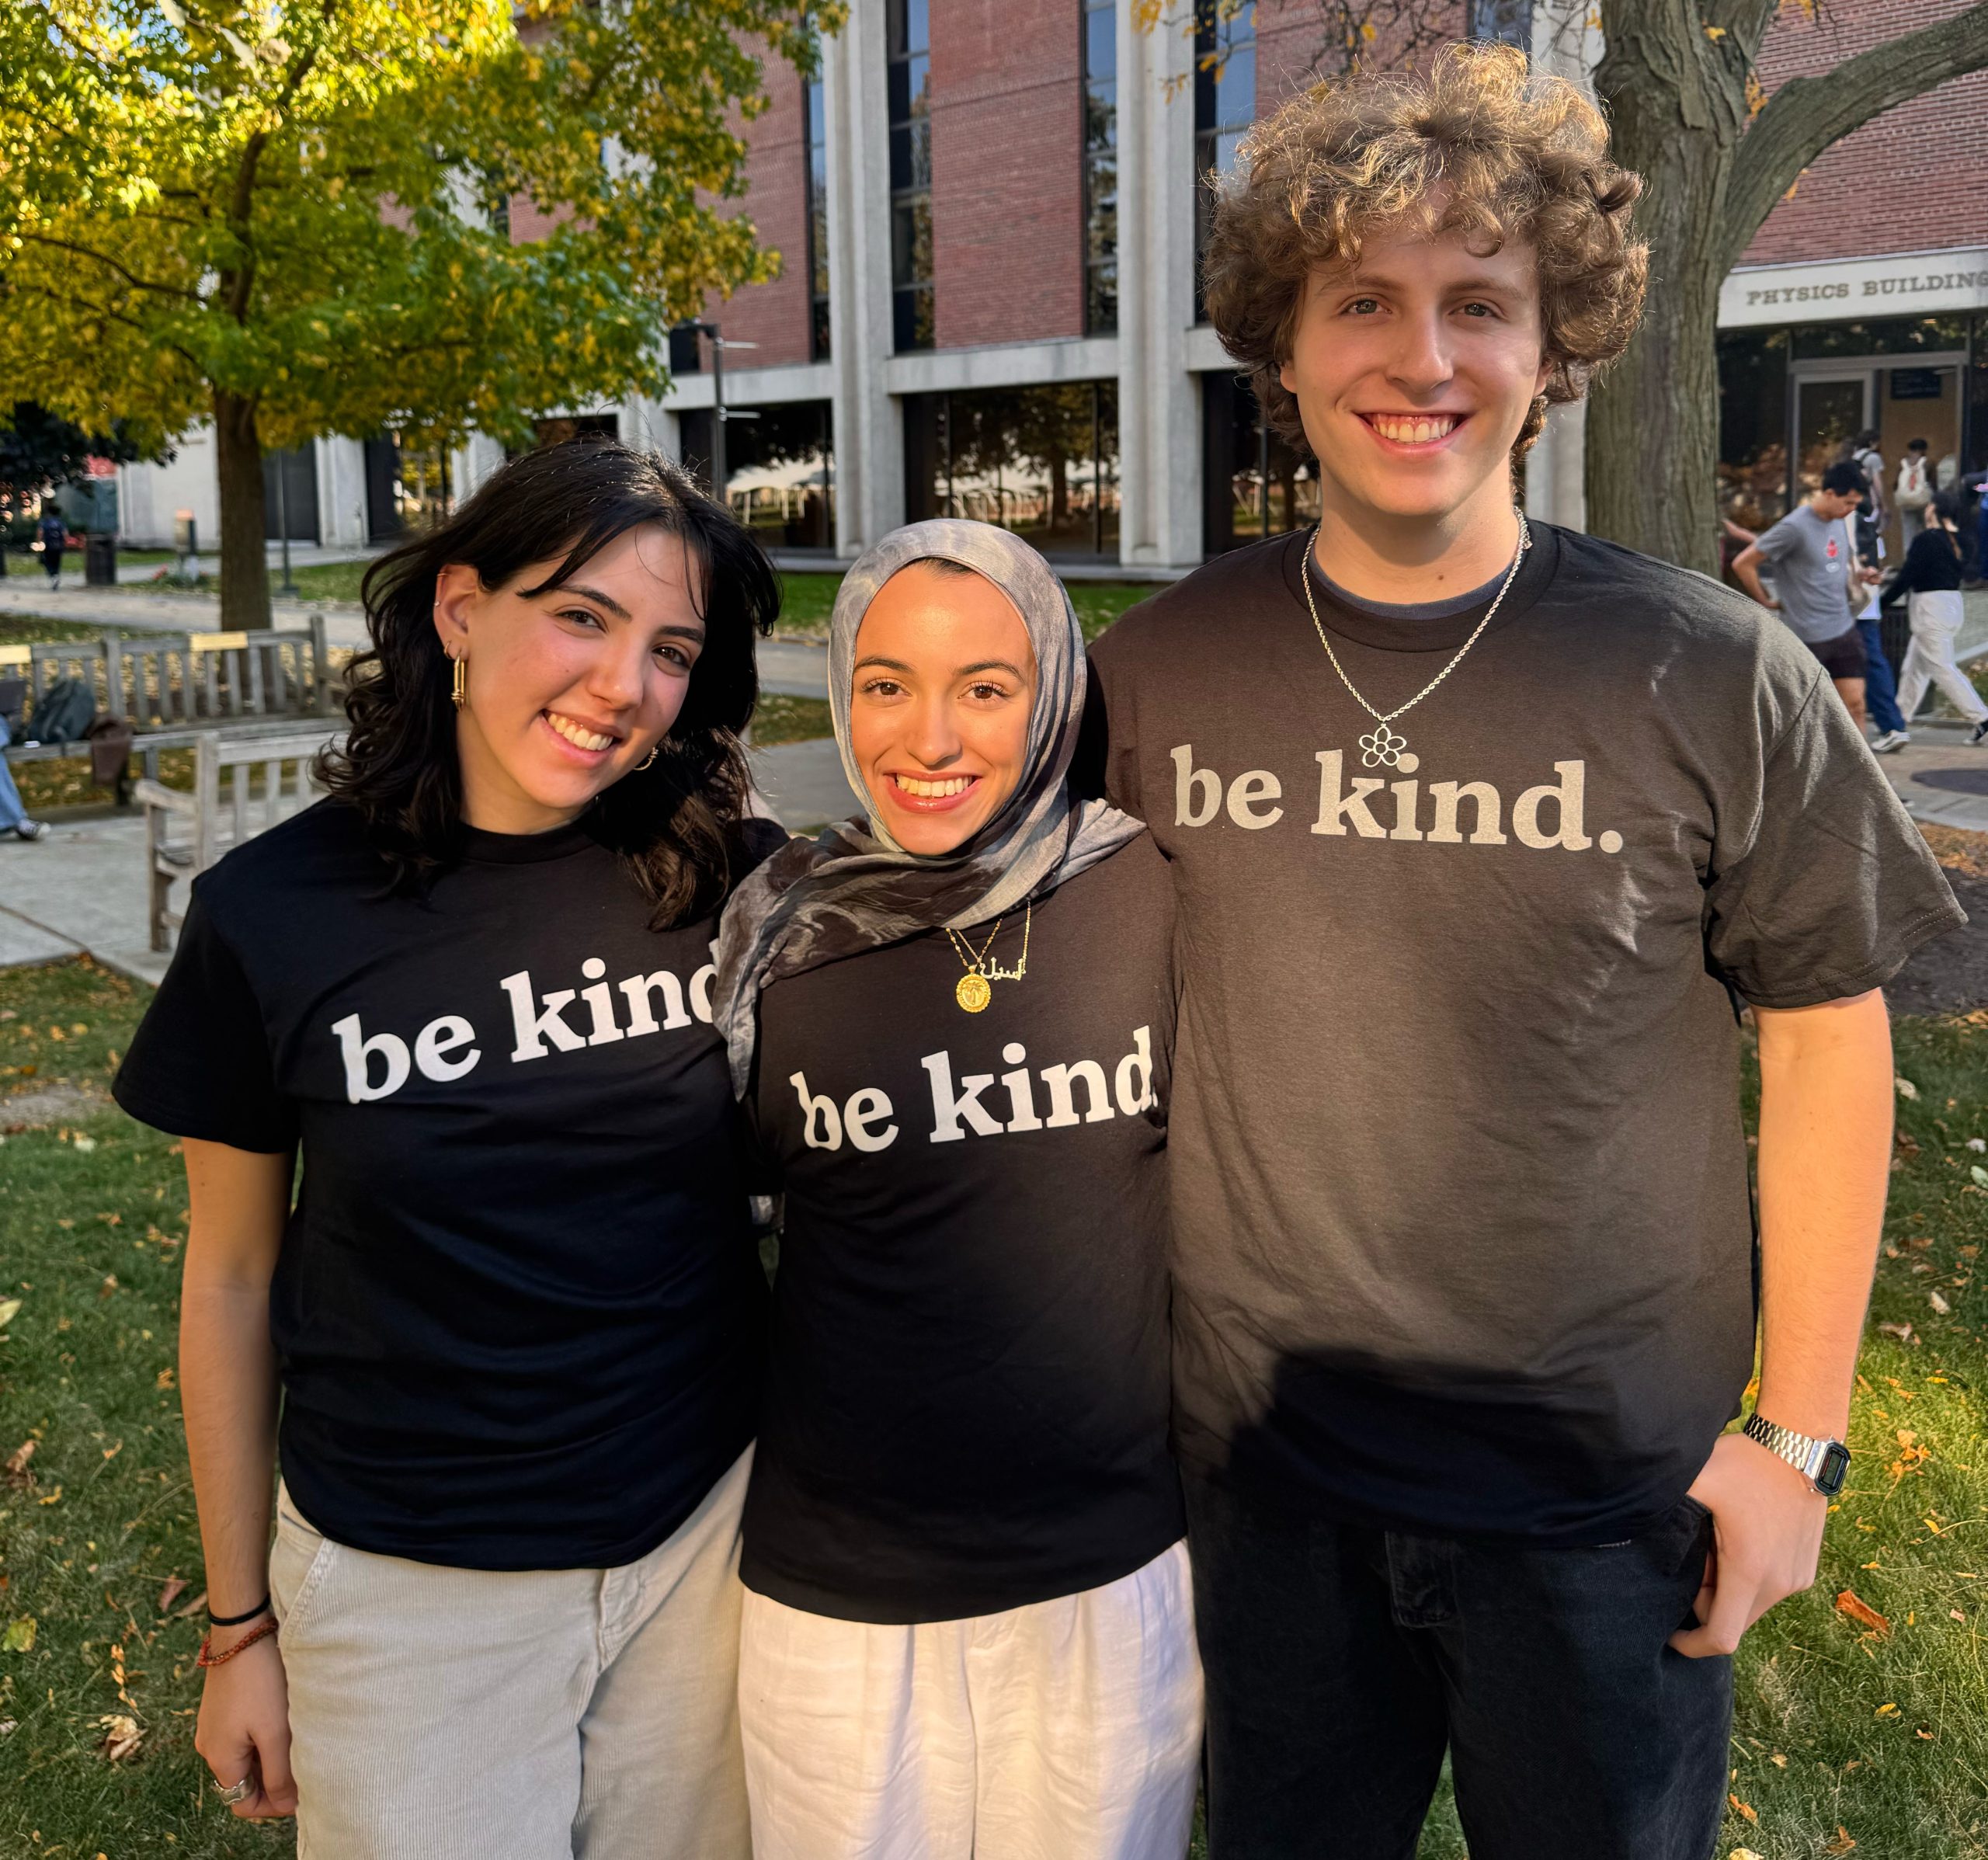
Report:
1896,439,1934,548
1882,488,1988,747
1852,429,1886,551
35,506,64,588
1732,461,1877,730
1850,509,1909,752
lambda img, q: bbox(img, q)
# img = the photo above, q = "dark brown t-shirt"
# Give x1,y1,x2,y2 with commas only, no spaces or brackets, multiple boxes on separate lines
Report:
1083,523,1962,1544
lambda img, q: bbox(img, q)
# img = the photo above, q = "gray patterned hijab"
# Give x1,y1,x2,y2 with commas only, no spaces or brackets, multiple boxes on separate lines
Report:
712,519,1142,1096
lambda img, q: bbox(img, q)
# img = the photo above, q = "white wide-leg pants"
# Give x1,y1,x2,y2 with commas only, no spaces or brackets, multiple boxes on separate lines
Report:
739,1539,1204,1860
1898,589,1988,727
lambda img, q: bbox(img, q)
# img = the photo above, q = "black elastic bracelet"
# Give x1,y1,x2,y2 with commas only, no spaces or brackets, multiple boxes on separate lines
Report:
207,1594,272,1628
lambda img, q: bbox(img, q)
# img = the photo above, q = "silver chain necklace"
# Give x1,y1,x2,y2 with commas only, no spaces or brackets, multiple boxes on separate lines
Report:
1301,514,1530,770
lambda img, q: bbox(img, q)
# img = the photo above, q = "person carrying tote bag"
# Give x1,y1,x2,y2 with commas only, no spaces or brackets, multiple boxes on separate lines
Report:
113,440,784,1860
1882,487,1988,745
714,520,1201,1860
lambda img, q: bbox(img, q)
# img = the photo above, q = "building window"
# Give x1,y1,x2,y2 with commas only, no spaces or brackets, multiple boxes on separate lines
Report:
679,401,836,551
1201,371,1317,556
904,383,1120,558
1081,0,1117,335
804,75,832,362
887,0,934,353
1194,2,1254,322
1465,0,1531,46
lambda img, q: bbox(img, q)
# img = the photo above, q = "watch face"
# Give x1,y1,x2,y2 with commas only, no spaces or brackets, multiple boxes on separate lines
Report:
1817,1441,1852,1497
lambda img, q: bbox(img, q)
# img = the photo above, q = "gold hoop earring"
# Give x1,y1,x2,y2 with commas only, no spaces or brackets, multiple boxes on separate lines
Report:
637,745,659,771
450,654,467,708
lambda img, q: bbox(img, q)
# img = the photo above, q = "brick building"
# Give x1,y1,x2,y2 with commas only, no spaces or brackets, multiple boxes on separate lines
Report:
115,0,1988,572
1717,0,1988,555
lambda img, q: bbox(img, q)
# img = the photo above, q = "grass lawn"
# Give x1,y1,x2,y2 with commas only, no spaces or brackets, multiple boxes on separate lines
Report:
3,956,1984,1856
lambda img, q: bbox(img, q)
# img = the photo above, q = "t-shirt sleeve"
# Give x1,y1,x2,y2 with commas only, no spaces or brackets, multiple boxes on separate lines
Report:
1703,665,1966,1008
1076,634,1147,820
112,887,297,1153
1750,515,1798,565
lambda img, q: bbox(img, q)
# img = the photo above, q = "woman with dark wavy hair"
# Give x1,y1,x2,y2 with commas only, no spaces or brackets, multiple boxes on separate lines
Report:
113,439,785,1860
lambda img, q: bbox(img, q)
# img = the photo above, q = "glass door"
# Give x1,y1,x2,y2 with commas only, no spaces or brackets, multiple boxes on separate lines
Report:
1793,374,1870,502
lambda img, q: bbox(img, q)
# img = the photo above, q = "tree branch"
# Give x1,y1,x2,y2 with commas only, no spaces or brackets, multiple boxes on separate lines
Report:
16,231,203,303
1724,3,1988,275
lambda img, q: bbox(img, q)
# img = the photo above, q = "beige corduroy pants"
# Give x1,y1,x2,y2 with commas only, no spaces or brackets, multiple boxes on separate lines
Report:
269,1446,753,1860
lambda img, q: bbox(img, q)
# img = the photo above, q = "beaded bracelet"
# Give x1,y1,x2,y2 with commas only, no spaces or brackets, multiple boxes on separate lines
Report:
197,1618,280,1669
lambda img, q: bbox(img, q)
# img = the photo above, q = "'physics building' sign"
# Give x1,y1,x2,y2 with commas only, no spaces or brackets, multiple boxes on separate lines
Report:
1720,248,1988,329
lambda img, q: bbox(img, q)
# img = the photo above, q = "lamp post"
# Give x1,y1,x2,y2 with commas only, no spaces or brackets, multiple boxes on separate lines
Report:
680,321,758,506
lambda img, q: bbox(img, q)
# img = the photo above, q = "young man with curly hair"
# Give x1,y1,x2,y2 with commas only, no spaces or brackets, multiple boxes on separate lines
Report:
1079,45,1962,1860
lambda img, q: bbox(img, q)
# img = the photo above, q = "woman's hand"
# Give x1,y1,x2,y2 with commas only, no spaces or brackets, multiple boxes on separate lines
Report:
194,1624,297,1819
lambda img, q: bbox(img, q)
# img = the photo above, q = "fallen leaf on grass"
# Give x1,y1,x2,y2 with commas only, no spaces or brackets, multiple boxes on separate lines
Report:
0,1298,19,1330
71,1134,96,1153
1826,1830,1857,1855
97,1712,143,1761
1876,1702,1900,1717
1931,1292,1952,1315
1729,1851,1764,1860
1973,1166,1988,1188
4,1441,33,1486
3,1617,36,1652
98,1274,116,1299
1837,1590,1892,1636
172,1591,207,1619
1897,1076,1920,1100
35,1486,61,1506
1729,1794,1757,1822
1879,1321,1916,1343
157,1577,186,1614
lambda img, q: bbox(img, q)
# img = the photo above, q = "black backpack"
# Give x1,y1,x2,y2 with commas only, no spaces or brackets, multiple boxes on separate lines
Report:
30,676,97,745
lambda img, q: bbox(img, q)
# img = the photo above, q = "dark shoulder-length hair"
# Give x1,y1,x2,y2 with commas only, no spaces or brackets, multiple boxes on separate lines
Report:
318,437,778,927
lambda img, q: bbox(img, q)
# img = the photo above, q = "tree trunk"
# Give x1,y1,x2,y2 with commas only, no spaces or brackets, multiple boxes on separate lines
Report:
212,389,273,630
1586,9,1746,579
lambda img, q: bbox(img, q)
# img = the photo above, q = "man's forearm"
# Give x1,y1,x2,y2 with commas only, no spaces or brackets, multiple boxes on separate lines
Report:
1731,551,1773,607
181,1278,281,1618
1752,990,1894,1438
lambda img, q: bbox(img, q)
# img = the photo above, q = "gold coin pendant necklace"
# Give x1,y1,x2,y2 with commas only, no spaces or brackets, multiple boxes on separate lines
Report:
944,902,1032,1013
1302,513,1530,770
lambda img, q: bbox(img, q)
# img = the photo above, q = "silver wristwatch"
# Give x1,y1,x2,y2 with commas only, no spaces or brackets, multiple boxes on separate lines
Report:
1743,1413,1851,1497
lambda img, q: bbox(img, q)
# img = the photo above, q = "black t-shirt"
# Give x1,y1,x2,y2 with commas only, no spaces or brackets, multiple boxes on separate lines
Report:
739,833,1183,1623
114,798,781,1571
1083,523,1964,1545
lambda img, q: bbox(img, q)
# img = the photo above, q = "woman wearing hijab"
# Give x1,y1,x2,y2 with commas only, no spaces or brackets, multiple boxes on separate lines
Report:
714,520,1201,1860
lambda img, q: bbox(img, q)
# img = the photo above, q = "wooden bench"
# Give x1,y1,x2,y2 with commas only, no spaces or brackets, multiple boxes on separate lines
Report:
1,621,342,801
137,723,343,951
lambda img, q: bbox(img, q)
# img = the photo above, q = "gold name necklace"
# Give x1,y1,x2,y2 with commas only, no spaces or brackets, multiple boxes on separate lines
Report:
1301,514,1530,770
944,902,1032,1013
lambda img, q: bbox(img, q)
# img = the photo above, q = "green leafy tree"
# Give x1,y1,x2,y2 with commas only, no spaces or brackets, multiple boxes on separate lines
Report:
0,0,836,625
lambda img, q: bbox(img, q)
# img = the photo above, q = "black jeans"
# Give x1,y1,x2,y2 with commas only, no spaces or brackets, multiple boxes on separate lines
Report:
1185,1474,1732,1860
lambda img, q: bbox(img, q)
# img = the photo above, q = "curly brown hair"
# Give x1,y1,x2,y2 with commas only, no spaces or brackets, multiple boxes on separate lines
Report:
1202,42,1646,460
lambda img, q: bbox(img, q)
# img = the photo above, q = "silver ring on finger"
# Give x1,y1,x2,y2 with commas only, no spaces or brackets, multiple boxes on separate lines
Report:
214,1775,255,1806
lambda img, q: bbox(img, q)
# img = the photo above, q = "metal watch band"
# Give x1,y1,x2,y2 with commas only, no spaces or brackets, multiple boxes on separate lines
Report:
1743,1412,1851,1496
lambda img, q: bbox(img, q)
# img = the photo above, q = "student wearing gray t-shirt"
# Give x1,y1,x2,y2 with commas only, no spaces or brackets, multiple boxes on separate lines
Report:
1733,461,1877,730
